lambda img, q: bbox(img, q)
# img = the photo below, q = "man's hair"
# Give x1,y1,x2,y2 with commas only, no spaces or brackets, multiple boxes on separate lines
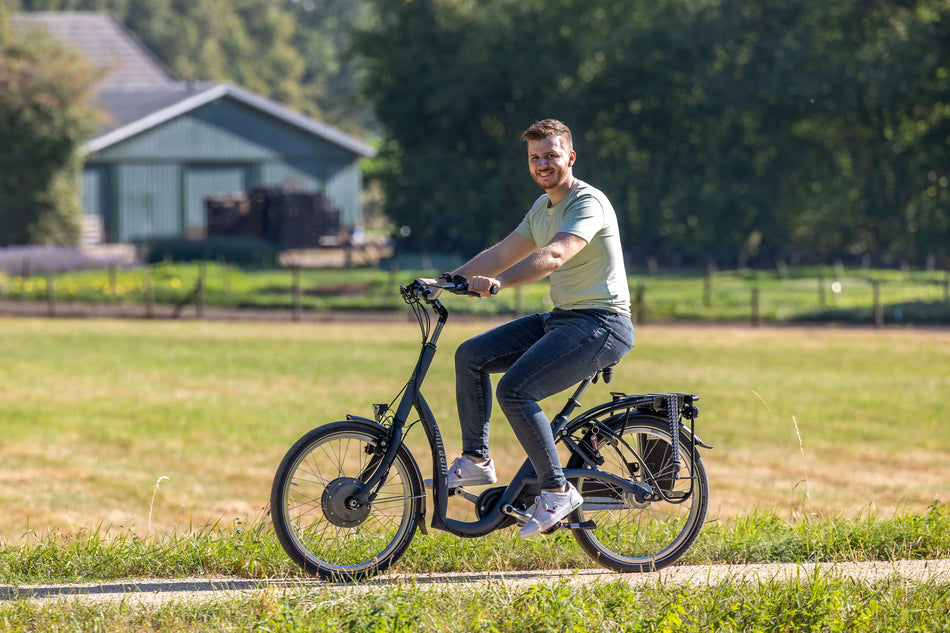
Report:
521,119,573,149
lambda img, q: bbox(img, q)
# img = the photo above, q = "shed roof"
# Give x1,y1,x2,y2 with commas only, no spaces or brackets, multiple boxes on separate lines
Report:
89,82,377,157
13,12,376,158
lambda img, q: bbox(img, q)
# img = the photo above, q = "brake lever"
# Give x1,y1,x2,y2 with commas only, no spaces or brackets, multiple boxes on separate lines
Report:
432,281,478,297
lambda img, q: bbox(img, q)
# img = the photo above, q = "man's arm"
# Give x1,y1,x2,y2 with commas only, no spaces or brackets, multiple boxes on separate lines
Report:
467,231,588,296
452,231,537,279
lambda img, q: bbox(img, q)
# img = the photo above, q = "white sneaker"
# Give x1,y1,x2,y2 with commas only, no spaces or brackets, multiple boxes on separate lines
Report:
518,483,583,538
424,455,497,489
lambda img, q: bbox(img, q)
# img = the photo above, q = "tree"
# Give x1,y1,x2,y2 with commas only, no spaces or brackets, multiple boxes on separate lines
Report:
806,0,950,266
283,0,375,135
0,9,101,245
14,0,949,264
354,0,596,255
354,0,950,266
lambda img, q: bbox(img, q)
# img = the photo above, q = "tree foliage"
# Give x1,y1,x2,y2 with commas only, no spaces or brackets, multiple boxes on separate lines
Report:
7,0,949,264
354,0,950,266
283,0,375,134
0,9,101,245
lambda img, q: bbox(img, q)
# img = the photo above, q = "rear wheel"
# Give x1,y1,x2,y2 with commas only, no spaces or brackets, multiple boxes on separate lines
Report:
566,415,708,572
270,421,423,580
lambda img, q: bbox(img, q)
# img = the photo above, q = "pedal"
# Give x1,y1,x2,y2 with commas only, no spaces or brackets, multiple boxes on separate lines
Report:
545,520,597,534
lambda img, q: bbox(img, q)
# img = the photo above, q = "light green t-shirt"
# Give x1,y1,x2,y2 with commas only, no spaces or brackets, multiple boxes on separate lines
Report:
514,179,630,316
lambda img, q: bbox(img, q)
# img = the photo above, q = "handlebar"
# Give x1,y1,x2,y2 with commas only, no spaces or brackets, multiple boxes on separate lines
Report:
403,276,498,302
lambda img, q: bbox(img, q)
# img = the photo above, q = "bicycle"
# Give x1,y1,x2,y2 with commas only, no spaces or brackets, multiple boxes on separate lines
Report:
270,277,712,580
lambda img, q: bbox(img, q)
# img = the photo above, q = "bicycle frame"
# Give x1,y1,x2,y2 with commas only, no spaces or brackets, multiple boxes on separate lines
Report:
348,283,679,538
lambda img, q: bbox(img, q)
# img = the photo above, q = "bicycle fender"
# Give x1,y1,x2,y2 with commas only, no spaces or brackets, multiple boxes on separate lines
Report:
596,411,714,450
690,429,714,450
345,414,380,427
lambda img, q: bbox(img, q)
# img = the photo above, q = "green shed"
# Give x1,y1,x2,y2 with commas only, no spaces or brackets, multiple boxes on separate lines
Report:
18,12,376,244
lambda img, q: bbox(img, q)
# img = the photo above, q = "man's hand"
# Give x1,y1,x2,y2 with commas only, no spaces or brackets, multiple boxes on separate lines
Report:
469,275,501,297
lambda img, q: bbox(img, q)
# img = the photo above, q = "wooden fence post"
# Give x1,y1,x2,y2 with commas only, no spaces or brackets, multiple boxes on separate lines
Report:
144,270,155,319
634,283,645,325
872,280,883,328
292,266,302,322
109,264,117,297
751,286,761,327
46,270,55,317
703,263,712,307
197,261,206,318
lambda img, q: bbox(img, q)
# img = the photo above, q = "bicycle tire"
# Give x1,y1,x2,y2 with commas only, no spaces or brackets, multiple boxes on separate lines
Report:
565,414,708,572
270,420,424,580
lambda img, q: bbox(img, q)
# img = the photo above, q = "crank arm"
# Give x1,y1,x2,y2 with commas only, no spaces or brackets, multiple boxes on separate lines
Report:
452,487,480,504
501,504,532,525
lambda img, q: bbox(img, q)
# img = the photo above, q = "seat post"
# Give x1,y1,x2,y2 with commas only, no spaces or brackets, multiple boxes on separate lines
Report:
550,374,597,434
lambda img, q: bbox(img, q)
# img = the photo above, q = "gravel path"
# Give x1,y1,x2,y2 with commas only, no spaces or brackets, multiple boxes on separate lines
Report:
5,560,950,606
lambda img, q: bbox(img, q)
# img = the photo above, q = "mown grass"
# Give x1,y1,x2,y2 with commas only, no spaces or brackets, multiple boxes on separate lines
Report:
2,317,948,542
1,504,948,585
1,316,948,629
2,573,949,632
2,262,949,323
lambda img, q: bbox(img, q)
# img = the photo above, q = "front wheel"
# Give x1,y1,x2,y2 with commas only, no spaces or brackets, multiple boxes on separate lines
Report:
566,415,708,572
270,421,424,580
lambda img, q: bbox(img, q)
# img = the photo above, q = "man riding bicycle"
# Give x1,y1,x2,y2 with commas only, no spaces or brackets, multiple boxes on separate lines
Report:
424,119,634,538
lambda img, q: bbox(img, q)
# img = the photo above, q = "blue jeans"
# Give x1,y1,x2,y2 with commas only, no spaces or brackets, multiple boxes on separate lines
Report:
455,308,635,490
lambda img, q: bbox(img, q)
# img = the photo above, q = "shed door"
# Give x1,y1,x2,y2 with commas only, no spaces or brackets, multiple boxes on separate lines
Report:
184,164,252,237
81,164,112,242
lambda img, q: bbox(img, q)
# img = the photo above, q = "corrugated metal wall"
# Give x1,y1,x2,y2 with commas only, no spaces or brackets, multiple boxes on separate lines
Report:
116,163,179,241
324,161,363,228
83,98,366,243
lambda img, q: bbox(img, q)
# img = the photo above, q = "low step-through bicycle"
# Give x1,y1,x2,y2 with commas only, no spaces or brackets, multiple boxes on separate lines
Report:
271,278,712,580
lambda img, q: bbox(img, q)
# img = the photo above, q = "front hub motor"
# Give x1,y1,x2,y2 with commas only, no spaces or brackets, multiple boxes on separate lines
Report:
321,477,371,527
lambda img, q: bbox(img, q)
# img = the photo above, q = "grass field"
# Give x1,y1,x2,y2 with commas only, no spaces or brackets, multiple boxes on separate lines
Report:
2,315,949,629
1,315,947,543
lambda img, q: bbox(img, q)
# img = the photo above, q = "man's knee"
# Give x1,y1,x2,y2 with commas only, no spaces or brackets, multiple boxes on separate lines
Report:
455,337,480,369
495,373,530,411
